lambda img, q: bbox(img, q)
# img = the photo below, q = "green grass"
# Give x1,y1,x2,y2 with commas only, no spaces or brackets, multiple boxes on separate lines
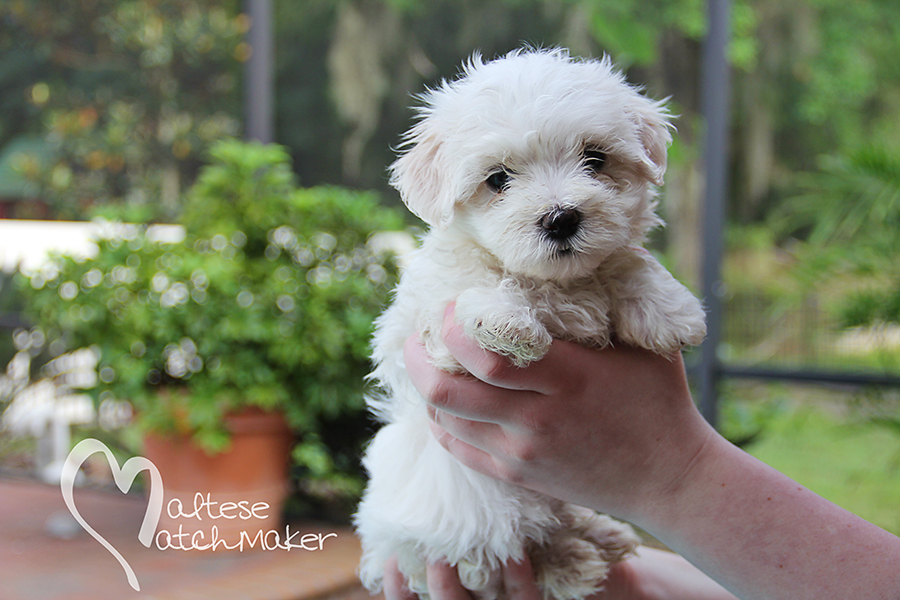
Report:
744,404,900,535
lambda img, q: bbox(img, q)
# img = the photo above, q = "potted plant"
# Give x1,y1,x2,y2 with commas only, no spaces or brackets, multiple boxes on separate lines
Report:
21,139,404,541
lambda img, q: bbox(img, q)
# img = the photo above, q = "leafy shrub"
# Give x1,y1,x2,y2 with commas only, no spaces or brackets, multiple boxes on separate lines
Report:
20,139,404,487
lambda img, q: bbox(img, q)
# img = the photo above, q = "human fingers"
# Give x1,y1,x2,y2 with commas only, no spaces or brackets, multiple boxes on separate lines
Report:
383,556,418,600
426,561,474,600
403,333,527,425
427,417,508,482
501,555,544,600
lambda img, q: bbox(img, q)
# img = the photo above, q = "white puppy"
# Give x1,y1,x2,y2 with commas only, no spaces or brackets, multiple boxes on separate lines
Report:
355,48,706,600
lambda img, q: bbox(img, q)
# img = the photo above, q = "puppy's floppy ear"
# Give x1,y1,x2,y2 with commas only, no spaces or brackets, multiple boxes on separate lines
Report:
630,98,673,186
388,130,458,229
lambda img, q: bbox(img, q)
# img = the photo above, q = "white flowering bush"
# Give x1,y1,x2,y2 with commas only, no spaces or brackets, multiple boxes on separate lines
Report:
20,140,403,486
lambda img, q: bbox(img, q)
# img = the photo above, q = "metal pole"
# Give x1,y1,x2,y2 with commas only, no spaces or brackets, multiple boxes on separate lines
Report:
698,0,732,427
244,0,274,143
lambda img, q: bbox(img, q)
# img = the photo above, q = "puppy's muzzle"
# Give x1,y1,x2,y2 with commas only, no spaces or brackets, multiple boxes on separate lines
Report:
540,206,582,242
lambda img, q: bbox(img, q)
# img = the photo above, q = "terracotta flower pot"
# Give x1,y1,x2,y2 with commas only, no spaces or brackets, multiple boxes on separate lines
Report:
142,408,293,551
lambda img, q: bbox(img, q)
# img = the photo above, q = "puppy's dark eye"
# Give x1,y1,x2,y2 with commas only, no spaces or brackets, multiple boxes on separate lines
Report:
486,169,512,193
583,148,607,175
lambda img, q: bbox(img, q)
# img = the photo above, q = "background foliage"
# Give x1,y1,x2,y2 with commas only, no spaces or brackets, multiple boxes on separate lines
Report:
19,139,403,494
2,0,900,519
3,0,899,230
1,0,245,221
4,0,899,284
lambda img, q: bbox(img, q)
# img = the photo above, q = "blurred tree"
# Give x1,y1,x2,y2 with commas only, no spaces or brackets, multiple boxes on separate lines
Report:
274,0,573,191
781,145,900,328
1,0,899,261
729,0,900,227
0,0,246,221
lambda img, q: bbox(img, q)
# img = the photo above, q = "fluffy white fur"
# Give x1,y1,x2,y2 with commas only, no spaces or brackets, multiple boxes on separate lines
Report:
355,49,706,600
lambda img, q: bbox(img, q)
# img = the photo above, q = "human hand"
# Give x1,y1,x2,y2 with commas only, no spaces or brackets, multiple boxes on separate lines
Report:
403,304,719,525
382,555,544,600
401,305,900,599
382,548,738,600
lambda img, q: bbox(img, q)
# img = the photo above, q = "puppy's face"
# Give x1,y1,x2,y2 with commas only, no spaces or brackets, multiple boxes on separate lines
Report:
391,49,671,282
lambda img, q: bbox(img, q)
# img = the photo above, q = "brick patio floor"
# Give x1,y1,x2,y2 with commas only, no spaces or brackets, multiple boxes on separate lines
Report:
0,477,374,600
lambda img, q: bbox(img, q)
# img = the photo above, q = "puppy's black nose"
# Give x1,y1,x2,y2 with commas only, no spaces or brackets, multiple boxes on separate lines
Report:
540,206,582,241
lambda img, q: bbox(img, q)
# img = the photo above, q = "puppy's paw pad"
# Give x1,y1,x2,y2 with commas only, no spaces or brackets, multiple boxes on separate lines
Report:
465,316,551,367
677,310,707,348
455,289,551,367
650,312,707,353
457,559,495,592
615,298,707,354
582,514,641,563
531,508,640,600
532,537,610,600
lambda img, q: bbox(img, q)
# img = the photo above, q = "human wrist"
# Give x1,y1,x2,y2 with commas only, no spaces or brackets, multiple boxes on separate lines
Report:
622,422,732,535
581,368,724,529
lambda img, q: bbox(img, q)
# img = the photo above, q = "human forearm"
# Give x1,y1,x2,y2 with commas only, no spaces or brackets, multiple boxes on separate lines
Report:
637,433,900,600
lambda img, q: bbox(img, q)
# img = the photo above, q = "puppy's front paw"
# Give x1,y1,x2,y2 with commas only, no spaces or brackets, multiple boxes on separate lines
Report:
532,507,640,600
465,314,552,367
616,292,706,354
455,288,552,367
457,558,502,596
